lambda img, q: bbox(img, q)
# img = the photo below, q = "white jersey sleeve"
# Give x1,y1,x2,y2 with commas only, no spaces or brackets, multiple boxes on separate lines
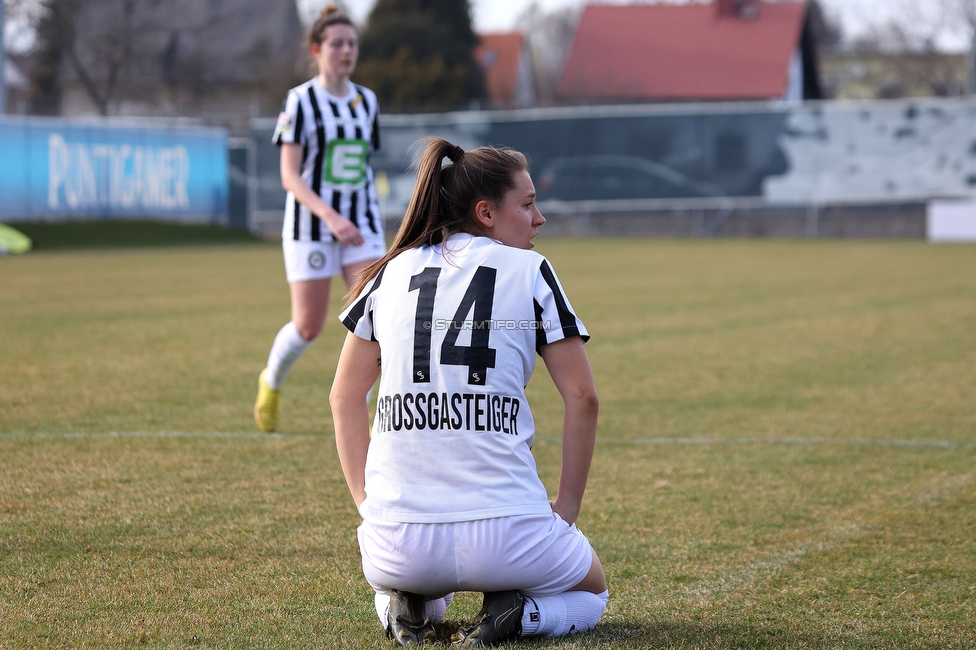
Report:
532,259,589,350
272,89,304,146
340,264,386,342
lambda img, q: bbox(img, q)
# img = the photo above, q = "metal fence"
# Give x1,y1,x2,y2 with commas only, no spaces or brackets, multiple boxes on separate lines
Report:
243,97,976,237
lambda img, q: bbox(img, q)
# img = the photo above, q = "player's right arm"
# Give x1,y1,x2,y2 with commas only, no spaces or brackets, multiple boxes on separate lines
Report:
330,332,381,508
539,336,599,525
280,142,363,246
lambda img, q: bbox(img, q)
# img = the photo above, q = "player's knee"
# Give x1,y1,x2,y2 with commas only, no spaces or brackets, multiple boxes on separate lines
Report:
573,549,607,594
294,321,321,342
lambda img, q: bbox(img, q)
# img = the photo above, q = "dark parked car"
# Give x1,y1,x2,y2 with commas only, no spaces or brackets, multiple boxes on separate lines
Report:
536,155,722,201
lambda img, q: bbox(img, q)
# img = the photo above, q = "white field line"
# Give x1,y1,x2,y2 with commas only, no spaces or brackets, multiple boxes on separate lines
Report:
679,521,874,603
629,436,976,450
1,432,974,450
0,431,286,440
679,470,974,602
533,435,976,450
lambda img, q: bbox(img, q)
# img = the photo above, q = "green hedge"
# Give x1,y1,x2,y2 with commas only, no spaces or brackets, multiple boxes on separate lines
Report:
7,220,267,251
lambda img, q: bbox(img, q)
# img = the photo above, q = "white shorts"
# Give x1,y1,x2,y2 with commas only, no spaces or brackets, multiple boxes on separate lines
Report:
282,234,386,283
358,513,594,598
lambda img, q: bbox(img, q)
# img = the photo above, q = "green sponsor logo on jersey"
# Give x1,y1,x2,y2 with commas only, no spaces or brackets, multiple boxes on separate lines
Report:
324,139,369,187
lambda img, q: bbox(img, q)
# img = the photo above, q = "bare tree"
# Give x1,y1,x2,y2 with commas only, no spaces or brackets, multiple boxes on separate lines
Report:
28,0,164,115
807,0,843,54
949,0,976,92
837,0,966,98
69,0,157,115
516,1,582,106
849,0,953,54
5,0,44,50
27,0,302,119
28,0,68,114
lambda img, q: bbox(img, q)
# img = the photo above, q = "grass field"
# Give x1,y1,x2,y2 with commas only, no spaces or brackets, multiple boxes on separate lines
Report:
2,238,975,648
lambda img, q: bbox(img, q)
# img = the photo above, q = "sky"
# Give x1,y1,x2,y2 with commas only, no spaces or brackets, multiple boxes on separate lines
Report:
297,0,970,52
3,0,970,53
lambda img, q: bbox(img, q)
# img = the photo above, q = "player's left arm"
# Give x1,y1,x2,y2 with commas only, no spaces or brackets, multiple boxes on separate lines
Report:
330,332,381,508
539,336,599,525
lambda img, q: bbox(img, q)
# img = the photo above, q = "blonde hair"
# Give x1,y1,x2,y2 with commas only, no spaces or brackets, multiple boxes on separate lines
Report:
309,4,354,46
348,137,529,300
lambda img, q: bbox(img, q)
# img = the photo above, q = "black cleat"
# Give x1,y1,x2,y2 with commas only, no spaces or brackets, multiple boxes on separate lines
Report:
451,590,524,647
386,590,436,646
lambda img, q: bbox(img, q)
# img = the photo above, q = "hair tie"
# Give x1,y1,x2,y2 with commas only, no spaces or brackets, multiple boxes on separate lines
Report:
447,145,464,163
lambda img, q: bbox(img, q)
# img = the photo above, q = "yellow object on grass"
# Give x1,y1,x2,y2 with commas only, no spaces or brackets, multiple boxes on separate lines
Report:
0,224,32,255
253,368,281,433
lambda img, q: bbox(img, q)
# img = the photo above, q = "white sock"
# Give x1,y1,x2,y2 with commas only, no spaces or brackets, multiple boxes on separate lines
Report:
373,592,455,628
424,593,454,622
374,592,390,628
265,322,313,389
521,590,608,638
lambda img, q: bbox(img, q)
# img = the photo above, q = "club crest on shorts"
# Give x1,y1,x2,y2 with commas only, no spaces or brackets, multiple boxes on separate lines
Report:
308,250,326,269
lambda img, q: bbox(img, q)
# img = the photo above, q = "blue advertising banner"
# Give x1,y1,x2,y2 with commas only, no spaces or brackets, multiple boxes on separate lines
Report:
0,117,228,222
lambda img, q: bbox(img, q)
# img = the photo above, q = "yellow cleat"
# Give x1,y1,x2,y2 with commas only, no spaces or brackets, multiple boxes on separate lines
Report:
253,369,281,433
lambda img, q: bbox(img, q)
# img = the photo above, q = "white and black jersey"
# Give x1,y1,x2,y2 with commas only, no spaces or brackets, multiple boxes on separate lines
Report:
273,80,381,242
339,234,589,524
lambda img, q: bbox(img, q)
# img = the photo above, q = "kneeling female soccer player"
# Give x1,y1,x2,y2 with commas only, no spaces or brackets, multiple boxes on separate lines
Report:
331,137,608,647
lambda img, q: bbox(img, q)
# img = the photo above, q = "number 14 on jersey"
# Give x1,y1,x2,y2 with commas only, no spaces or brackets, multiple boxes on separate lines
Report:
409,266,498,386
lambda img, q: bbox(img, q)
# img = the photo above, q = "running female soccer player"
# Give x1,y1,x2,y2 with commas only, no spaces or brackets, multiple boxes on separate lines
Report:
331,137,608,647
254,4,385,433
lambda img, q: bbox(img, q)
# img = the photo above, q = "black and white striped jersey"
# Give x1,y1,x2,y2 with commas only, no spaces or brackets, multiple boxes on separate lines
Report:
273,79,381,242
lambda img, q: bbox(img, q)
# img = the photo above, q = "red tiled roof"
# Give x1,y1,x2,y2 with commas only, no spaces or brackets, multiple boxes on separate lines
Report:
558,1,808,101
475,32,526,108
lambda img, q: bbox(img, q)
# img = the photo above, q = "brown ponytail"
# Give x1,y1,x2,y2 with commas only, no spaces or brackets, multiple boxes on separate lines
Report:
309,4,355,47
347,137,529,301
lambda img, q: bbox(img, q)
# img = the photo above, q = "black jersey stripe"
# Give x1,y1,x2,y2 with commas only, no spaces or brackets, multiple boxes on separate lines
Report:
356,86,380,151
329,100,344,137
307,89,327,242
307,89,326,196
328,100,350,233
363,176,379,233
296,101,308,242
349,101,366,232
310,207,322,241
356,85,371,114
533,298,547,350
331,191,343,238
539,260,589,342
293,101,305,146
291,195,300,240
349,190,359,231
350,91,373,232
341,263,387,332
